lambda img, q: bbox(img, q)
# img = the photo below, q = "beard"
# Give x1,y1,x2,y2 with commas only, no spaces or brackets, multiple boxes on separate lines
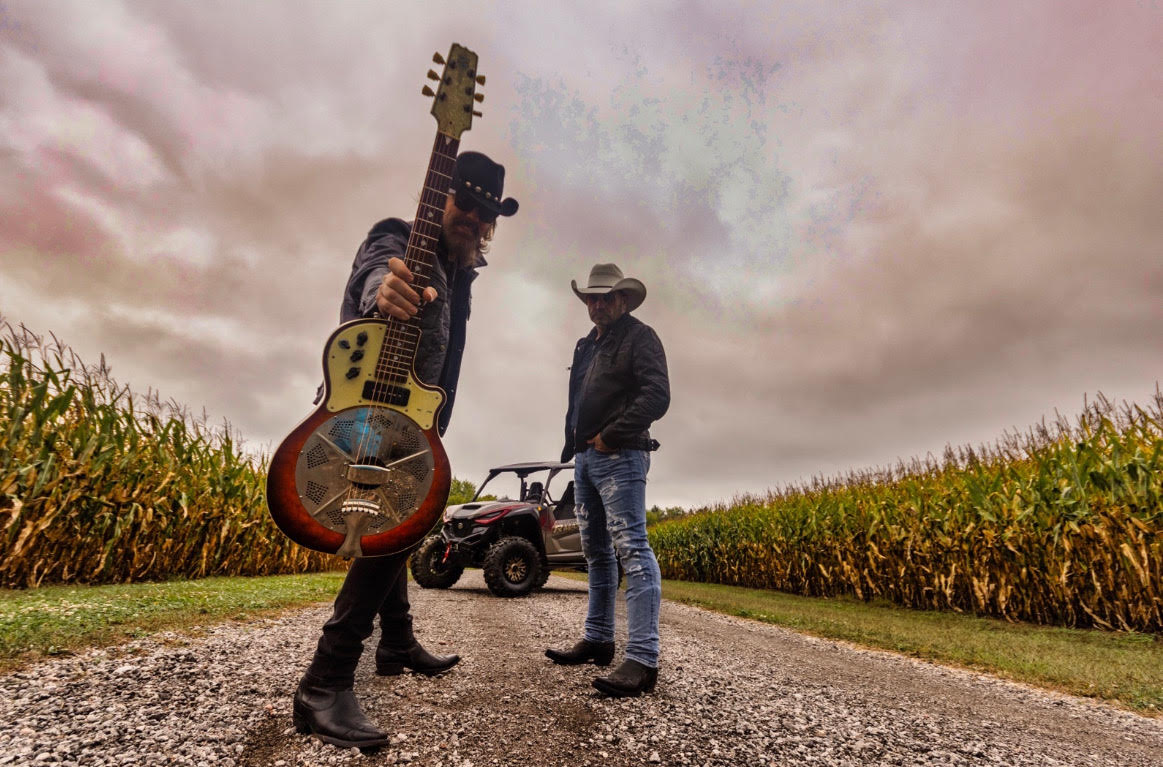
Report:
443,227,482,267
440,207,490,267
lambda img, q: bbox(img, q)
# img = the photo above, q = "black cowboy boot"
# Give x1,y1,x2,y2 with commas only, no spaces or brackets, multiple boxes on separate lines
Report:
375,641,460,676
545,639,616,666
292,681,390,749
592,659,658,697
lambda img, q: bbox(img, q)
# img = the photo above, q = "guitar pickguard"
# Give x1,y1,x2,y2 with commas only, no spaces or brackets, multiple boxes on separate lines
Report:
322,320,445,430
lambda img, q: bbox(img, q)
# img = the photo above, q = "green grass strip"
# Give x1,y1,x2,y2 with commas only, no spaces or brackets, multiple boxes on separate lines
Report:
0,572,346,670
654,576,1163,714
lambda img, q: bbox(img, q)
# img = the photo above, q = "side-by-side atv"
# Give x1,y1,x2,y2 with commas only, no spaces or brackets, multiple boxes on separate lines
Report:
410,461,586,597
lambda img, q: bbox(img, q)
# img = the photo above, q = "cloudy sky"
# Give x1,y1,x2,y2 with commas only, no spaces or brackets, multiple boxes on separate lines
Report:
2,1,1160,508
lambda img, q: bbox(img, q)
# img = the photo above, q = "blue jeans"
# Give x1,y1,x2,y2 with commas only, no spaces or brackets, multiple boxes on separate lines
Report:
574,447,661,668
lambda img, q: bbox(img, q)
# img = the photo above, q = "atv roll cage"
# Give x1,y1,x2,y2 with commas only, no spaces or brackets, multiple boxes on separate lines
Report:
472,461,574,506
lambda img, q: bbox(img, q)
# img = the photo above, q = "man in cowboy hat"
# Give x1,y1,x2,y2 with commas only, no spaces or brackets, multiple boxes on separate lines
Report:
294,151,518,749
546,263,671,697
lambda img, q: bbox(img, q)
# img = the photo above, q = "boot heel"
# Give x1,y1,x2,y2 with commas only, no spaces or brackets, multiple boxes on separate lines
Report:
292,706,311,735
376,662,405,676
595,648,615,666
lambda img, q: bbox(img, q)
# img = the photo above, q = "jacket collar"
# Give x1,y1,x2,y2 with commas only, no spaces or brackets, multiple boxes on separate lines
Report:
587,311,634,342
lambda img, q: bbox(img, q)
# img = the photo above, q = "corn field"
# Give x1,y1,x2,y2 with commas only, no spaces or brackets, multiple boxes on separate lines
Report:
651,392,1162,633
0,321,338,587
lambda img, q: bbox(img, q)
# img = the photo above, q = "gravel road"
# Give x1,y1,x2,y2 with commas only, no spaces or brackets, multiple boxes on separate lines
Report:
2,571,1160,767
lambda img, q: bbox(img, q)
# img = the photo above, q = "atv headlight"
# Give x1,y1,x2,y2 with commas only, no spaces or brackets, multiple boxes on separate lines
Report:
475,509,509,524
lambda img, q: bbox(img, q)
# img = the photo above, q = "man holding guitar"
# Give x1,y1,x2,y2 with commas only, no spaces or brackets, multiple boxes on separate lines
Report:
292,151,518,749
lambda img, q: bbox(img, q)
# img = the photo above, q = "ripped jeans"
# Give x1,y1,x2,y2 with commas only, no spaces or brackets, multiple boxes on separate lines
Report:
574,447,661,667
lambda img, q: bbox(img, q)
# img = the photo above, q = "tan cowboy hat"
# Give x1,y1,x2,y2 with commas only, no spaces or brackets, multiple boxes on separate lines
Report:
571,263,646,312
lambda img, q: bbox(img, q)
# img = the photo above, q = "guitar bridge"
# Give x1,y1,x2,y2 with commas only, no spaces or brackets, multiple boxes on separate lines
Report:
345,463,393,486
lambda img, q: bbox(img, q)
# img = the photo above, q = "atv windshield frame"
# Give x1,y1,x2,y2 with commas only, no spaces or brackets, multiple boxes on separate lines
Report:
471,461,574,506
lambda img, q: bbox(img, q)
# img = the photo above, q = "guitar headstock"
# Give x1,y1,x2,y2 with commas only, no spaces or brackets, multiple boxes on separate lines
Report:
423,43,484,139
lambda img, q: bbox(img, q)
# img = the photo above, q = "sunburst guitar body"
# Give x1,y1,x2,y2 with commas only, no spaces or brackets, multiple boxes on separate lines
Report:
266,43,485,557
267,320,450,557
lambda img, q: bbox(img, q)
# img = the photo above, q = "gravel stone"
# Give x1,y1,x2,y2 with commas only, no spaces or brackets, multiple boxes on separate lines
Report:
0,571,1160,766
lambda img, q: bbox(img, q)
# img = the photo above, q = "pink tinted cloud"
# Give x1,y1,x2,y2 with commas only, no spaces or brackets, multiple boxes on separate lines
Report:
910,2,1162,135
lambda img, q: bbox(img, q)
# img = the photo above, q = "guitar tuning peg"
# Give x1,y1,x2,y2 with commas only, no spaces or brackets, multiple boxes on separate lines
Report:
474,93,484,103
427,69,440,81
475,75,486,85
422,85,435,97
433,52,445,65
472,110,482,117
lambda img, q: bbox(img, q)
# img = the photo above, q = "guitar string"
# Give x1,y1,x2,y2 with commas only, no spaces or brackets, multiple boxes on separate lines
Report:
344,133,459,532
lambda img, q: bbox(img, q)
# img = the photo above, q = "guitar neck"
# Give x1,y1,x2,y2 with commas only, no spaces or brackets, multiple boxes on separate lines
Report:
374,132,460,386
405,132,460,292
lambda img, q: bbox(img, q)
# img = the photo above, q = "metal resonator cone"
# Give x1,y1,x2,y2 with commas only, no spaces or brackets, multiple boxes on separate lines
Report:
293,406,435,557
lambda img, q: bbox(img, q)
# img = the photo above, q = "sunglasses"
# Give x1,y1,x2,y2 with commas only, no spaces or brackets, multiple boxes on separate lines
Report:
452,193,499,224
584,292,620,305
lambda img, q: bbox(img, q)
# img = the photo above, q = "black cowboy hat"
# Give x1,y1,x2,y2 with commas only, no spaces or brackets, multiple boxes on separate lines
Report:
451,151,519,217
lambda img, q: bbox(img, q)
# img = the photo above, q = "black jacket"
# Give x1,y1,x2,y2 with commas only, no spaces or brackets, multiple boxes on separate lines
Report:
561,313,670,462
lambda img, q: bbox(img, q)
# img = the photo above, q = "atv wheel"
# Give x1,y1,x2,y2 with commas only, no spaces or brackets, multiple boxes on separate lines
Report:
533,554,551,590
483,536,542,597
410,536,464,589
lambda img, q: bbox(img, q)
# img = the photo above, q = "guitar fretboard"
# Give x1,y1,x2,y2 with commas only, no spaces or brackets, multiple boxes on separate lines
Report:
373,133,460,386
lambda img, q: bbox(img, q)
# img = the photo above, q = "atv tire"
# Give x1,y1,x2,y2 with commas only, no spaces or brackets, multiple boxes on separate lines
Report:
483,536,542,598
410,536,464,589
533,554,551,590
